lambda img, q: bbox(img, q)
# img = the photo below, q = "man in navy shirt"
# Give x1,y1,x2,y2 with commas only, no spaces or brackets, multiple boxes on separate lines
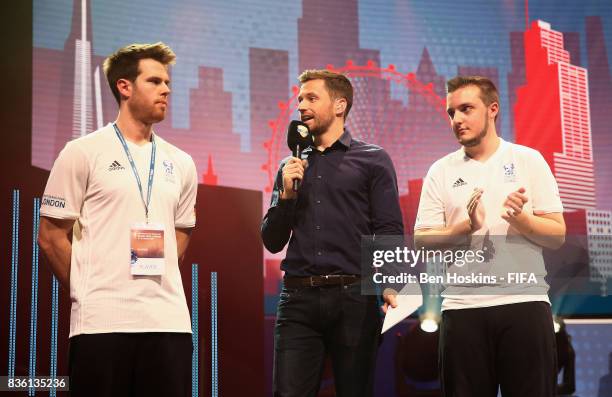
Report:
261,69,404,397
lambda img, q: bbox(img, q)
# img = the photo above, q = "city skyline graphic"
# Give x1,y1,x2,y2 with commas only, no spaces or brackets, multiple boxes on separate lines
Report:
32,0,612,194
33,0,612,292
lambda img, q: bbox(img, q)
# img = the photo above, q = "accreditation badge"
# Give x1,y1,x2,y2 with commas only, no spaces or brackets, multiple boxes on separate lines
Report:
130,223,165,275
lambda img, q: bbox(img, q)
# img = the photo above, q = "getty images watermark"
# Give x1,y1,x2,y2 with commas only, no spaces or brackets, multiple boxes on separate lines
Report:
360,235,548,295
370,246,538,285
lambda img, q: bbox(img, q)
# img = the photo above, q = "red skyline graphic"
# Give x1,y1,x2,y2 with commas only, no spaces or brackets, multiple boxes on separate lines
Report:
512,19,611,290
515,20,595,210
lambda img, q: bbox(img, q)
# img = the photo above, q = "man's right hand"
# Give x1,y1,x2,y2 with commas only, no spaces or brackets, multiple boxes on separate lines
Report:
467,188,485,232
280,157,307,200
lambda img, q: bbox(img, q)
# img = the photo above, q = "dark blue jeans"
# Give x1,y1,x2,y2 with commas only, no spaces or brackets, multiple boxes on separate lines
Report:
273,282,383,397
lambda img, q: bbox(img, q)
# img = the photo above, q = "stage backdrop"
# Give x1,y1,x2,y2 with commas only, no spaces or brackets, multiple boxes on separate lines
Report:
31,0,612,316
1,1,611,396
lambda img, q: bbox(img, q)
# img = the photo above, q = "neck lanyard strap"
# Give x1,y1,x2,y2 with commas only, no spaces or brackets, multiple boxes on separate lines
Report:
113,123,156,222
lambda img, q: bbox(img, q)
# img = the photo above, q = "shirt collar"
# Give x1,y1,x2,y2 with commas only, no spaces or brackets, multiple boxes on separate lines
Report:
303,128,352,155
337,128,352,149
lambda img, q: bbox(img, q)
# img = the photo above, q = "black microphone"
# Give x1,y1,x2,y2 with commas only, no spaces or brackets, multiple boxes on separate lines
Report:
286,120,313,192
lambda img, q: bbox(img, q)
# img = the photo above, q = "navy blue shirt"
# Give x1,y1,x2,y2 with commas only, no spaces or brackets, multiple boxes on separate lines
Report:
261,129,404,276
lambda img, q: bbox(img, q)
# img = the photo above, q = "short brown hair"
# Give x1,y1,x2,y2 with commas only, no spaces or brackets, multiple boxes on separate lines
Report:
446,76,500,121
103,42,176,104
298,69,353,119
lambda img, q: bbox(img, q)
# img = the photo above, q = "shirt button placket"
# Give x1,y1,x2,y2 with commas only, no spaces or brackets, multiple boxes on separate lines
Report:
315,197,322,261
313,162,322,263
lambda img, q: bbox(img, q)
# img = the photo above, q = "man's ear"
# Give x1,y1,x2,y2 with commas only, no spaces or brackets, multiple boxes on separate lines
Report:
116,78,132,101
489,101,499,121
335,98,347,117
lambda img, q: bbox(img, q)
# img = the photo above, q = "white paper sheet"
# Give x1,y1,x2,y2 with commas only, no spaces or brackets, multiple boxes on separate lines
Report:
381,282,423,333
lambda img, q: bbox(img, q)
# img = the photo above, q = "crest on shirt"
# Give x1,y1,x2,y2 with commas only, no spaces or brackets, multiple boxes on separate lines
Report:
162,160,176,183
503,163,516,183
163,160,174,175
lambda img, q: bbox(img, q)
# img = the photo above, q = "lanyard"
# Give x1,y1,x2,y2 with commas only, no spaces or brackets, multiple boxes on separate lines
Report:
112,123,156,223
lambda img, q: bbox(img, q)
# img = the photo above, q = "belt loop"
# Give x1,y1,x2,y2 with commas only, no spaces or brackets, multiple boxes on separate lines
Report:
341,276,344,289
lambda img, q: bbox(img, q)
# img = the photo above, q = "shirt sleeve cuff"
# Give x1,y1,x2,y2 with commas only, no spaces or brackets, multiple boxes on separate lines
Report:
276,198,297,214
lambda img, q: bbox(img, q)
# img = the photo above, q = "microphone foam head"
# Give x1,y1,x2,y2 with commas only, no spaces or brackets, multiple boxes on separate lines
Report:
297,125,309,138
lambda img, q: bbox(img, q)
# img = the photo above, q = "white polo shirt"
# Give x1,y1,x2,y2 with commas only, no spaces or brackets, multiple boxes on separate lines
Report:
41,123,197,337
415,138,563,311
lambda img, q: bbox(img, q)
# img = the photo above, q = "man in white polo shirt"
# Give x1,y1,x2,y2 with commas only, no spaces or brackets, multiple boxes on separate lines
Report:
414,76,566,397
38,42,197,397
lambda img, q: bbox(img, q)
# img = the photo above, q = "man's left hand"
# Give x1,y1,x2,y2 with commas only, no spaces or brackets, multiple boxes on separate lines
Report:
501,187,528,221
381,289,398,313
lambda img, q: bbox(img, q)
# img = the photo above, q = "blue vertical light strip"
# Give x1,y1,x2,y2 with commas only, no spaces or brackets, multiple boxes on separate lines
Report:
211,272,218,397
28,198,41,396
8,189,20,378
49,277,59,397
191,264,199,397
